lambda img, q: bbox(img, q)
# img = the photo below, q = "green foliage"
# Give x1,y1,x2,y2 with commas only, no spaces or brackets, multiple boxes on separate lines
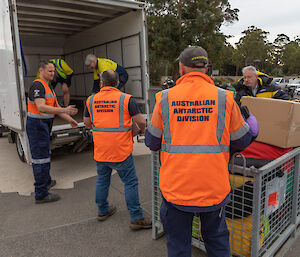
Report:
281,41,300,75
233,26,271,72
146,0,239,86
269,33,290,71
145,1,300,80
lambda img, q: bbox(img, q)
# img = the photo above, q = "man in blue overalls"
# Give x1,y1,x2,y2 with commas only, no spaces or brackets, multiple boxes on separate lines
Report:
27,60,78,204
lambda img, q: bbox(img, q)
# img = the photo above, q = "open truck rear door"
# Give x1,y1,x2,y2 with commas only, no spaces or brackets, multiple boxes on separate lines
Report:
0,0,30,162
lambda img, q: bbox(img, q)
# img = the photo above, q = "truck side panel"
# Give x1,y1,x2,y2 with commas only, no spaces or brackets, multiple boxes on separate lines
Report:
0,0,23,130
64,11,148,112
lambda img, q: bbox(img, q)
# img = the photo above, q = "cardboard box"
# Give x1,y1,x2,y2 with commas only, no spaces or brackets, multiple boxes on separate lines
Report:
241,97,300,148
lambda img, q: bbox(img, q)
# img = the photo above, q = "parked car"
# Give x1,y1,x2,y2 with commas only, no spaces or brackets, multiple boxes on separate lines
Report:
272,77,291,90
286,78,300,96
293,87,300,99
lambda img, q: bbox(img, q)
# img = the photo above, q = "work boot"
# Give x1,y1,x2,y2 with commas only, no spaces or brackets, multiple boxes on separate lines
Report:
97,205,117,221
35,193,60,204
130,218,152,230
47,180,56,190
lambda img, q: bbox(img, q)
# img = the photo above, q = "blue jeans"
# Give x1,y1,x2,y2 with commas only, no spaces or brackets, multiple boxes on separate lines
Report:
95,154,144,221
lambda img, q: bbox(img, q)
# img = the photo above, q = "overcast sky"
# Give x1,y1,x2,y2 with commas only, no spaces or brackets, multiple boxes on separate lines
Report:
221,0,300,45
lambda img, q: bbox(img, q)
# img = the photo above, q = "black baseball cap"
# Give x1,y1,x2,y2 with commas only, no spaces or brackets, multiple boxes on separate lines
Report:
179,46,208,68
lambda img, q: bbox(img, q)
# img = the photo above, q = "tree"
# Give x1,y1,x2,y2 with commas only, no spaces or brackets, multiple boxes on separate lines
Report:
281,40,300,75
233,26,271,74
146,0,239,85
217,40,236,75
273,34,290,65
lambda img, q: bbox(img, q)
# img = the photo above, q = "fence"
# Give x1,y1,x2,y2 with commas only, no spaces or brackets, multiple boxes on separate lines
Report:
151,147,300,257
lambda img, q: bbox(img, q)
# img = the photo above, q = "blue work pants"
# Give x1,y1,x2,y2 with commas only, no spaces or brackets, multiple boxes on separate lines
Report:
26,117,53,200
95,154,144,221
160,199,230,257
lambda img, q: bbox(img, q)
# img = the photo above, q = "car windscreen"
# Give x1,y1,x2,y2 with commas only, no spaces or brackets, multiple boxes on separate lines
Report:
292,78,300,84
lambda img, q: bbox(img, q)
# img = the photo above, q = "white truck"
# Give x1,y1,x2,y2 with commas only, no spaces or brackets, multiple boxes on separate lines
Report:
0,0,150,163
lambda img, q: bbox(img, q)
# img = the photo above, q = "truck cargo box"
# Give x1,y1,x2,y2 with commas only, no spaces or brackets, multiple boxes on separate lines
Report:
0,0,149,163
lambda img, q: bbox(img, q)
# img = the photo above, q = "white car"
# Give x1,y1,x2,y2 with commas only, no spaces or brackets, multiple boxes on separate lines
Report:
294,87,300,99
286,78,300,96
272,77,291,90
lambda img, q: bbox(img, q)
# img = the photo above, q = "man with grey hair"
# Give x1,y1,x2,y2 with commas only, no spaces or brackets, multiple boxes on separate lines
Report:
85,54,128,94
234,65,290,105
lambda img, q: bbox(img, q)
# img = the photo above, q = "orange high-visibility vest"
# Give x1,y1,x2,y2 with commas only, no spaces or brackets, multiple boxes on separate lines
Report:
27,79,58,119
86,86,133,162
151,72,248,207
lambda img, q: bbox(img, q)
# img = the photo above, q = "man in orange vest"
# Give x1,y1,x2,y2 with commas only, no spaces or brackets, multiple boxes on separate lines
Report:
145,46,258,257
84,70,151,229
27,60,78,204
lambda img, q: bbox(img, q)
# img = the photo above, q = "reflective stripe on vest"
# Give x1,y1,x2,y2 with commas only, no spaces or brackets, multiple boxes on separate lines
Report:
89,93,132,133
147,123,163,138
216,89,227,143
161,88,229,154
161,90,171,144
28,94,56,104
45,94,56,98
50,59,66,79
230,122,250,141
27,113,54,119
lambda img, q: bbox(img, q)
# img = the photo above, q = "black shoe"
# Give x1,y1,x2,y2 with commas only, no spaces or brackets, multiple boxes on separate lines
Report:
35,193,60,204
97,205,117,221
47,180,56,190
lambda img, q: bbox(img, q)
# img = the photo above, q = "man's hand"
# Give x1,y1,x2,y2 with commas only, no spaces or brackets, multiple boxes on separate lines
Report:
64,105,78,116
84,117,93,129
69,118,78,128
132,113,146,134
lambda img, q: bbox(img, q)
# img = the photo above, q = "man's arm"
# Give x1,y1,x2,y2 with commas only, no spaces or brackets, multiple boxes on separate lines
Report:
145,128,162,151
92,67,100,93
61,60,73,87
132,114,146,134
128,97,146,134
84,117,92,129
61,60,73,75
92,79,100,94
83,104,93,128
230,100,257,152
34,98,77,116
65,74,73,87
271,84,291,100
234,92,242,106
57,113,78,128
145,93,163,151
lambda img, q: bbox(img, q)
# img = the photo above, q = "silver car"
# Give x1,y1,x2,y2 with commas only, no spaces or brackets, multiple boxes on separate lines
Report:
286,78,300,96
272,77,291,90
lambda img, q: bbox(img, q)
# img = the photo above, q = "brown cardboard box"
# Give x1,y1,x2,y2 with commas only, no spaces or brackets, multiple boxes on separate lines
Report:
241,97,300,148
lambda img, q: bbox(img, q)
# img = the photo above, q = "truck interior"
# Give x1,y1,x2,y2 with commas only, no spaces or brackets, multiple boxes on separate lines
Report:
16,0,147,126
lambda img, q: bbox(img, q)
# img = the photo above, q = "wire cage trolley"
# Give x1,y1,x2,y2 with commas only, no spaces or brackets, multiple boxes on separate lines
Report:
151,147,300,257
